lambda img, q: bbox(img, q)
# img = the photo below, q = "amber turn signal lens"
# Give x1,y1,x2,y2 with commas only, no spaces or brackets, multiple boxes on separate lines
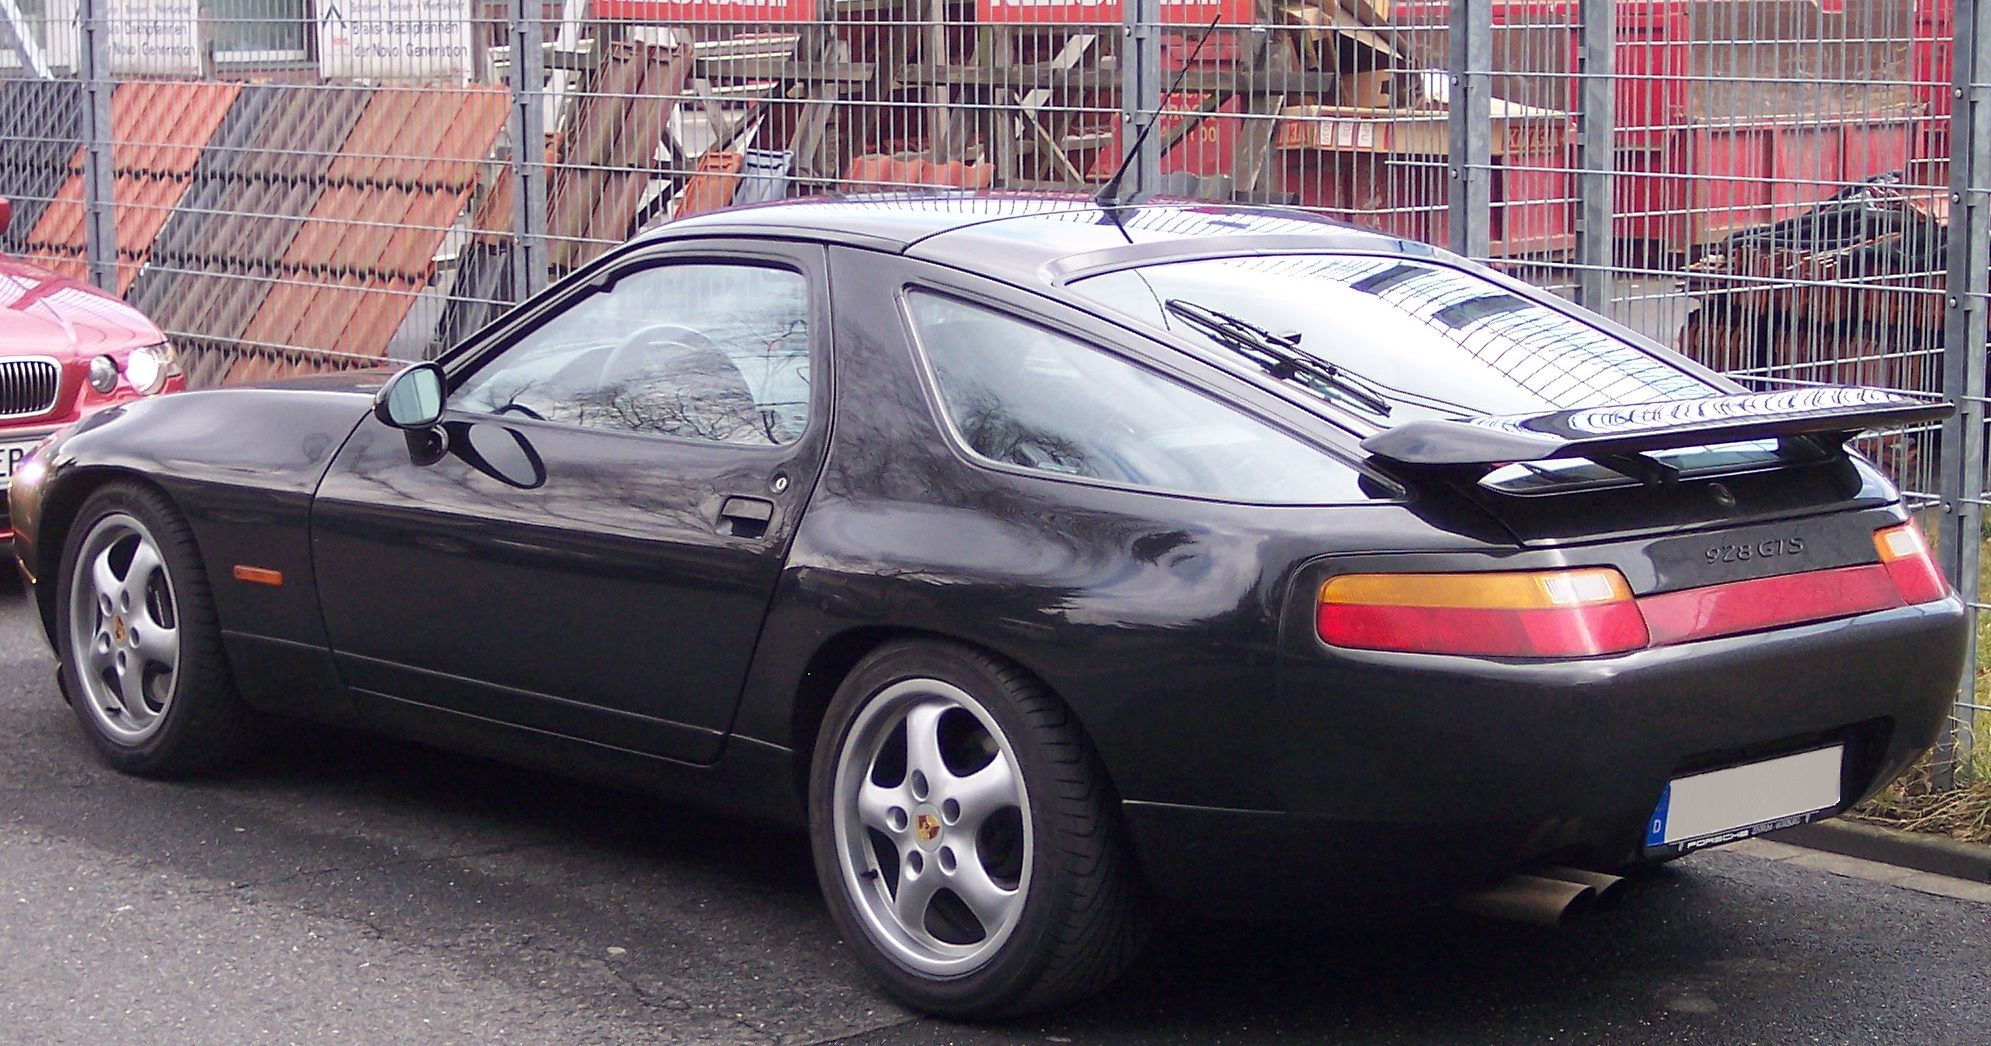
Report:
1321,568,1633,610
232,565,284,587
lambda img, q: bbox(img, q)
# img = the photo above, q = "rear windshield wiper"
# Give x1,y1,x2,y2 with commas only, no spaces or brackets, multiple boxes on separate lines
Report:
1161,298,1396,418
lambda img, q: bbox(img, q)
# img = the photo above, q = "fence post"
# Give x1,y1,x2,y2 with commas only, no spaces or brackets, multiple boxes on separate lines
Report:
76,0,117,293
1574,0,1614,311
507,0,550,300
1447,0,1491,259
1120,0,1161,201
1938,0,1991,787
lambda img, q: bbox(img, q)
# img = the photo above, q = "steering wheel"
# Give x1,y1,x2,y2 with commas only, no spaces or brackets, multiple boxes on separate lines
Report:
598,323,720,388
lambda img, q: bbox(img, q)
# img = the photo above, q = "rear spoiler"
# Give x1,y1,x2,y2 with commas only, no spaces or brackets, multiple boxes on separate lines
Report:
1361,388,1951,469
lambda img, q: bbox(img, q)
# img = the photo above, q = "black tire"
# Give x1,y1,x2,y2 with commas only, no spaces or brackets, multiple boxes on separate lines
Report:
808,640,1149,1019
54,481,255,775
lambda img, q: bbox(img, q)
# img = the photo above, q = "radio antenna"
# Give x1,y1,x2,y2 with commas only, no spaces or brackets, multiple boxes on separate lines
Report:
1093,16,1225,213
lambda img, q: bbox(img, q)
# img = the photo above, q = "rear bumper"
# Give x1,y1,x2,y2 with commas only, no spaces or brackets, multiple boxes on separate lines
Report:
1122,599,1965,918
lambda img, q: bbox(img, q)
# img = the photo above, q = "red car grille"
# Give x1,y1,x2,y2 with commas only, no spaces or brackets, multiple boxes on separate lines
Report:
0,358,60,419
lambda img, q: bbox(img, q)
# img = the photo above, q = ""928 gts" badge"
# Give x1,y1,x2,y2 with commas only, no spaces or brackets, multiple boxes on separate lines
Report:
1706,536,1806,564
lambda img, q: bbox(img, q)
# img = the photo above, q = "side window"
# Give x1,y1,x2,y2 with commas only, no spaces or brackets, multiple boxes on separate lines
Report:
453,263,811,445
905,292,1368,504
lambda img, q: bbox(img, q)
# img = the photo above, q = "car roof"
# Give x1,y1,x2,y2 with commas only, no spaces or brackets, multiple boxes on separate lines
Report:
647,192,1430,286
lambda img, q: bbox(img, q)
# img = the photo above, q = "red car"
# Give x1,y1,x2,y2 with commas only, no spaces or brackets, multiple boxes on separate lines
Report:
0,197,181,541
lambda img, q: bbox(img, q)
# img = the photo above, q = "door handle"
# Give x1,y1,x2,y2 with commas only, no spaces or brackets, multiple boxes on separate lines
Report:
716,495,775,538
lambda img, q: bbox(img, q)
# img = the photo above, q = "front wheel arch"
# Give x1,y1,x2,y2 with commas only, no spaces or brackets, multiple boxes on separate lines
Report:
32,467,188,646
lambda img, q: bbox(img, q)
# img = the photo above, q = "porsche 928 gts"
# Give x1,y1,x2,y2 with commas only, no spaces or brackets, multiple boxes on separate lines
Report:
8,196,1966,1018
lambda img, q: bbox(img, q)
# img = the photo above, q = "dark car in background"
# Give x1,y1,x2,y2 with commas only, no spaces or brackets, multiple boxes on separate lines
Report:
7,195,1967,1018
0,197,182,542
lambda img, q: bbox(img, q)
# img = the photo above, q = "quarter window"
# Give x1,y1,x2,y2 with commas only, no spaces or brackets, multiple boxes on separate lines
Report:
453,263,811,446
905,292,1366,503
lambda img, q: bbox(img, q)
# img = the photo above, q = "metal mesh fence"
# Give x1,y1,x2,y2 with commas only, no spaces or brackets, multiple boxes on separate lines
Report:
0,0,1983,768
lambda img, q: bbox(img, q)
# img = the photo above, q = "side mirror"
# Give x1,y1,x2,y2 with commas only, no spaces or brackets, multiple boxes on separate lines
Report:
374,361,445,430
0,197,12,236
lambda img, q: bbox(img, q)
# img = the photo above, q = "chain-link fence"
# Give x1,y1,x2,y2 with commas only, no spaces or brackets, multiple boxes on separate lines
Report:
0,0,1983,772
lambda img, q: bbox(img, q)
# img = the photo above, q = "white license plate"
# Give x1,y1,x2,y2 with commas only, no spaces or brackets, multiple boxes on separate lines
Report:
1645,745,1843,853
0,437,40,490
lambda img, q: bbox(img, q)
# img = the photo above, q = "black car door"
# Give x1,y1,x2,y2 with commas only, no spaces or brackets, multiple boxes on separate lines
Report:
309,240,829,763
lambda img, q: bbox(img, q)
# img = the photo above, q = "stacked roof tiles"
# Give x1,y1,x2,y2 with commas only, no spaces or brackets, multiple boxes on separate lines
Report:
0,80,83,253
235,85,509,374
6,81,507,383
128,86,375,386
24,82,241,294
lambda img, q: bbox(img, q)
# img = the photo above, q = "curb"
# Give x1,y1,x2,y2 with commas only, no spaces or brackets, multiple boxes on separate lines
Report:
1768,819,1991,884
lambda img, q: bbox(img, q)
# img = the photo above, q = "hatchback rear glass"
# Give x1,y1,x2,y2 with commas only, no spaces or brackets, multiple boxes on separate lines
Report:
1071,253,1792,475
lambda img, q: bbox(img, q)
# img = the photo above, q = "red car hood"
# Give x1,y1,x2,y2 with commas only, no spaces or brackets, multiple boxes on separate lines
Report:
0,256,162,358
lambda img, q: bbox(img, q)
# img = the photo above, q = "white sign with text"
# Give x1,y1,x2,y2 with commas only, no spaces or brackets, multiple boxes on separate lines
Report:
109,0,201,74
13,0,202,75
317,0,471,81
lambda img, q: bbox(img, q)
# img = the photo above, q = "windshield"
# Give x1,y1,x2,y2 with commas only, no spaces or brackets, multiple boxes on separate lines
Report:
1071,254,1721,424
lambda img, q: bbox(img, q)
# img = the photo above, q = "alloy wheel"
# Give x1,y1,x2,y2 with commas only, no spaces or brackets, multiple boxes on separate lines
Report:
67,512,181,744
832,678,1033,977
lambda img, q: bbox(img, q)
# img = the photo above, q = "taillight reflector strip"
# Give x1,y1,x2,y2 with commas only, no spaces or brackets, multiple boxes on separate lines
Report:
1636,564,1905,647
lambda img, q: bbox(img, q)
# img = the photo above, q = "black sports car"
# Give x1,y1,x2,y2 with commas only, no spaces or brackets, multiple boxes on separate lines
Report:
8,196,1967,1018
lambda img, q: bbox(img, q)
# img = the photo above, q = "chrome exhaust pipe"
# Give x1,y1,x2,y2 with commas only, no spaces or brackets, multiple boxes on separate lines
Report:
1454,873,1596,926
1537,866,1628,905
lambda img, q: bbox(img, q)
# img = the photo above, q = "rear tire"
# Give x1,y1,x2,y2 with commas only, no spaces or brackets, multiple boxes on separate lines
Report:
808,641,1148,1018
55,482,254,775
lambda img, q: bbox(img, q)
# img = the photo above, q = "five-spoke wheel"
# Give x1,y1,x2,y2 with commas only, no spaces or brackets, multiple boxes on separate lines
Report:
56,482,253,774
68,512,180,743
810,641,1147,1019
833,679,1032,976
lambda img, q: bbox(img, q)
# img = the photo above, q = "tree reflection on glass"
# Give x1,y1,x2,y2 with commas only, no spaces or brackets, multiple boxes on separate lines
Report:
452,264,811,446
906,292,1369,505
950,389,1098,478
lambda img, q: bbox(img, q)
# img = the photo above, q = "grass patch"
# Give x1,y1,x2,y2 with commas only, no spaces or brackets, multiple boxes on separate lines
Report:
1847,525,1991,845
1851,756,1991,845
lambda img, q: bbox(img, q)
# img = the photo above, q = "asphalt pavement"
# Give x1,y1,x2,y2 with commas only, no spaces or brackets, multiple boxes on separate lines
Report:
2,570,1988,1044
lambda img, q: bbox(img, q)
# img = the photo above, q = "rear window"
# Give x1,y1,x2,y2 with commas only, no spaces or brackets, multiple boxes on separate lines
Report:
1071,254,1720,422
1070,254,1787,482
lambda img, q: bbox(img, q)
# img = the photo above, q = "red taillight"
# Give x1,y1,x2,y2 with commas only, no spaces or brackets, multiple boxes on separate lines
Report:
1638,564,1905,646
1874,522,1949,605
1319,524,1949,659
1317,568,1649,657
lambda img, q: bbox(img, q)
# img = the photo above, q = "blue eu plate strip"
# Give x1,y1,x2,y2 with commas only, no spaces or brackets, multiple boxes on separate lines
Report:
1645,785,1672,848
